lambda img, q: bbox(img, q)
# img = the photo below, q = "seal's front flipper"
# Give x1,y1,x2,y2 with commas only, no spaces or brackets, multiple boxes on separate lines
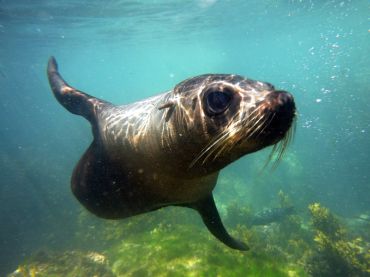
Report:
190,195,249,251
47,56,111,123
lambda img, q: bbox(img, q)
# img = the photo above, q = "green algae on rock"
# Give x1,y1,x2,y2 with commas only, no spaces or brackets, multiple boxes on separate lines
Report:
306,203,370,277
7,250,114,277
108,223,307,277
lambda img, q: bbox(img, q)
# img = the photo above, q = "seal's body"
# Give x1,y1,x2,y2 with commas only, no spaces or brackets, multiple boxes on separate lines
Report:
47,57,296,250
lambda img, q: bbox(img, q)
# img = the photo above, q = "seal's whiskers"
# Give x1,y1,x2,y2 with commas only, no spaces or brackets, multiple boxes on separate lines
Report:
243,112,268,142
257,112,276,139
212,107,270,162
190,106,264,167
189,128,231,168
265,116,296,170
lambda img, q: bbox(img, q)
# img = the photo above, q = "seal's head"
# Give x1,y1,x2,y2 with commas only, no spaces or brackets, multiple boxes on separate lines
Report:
169,74,296,171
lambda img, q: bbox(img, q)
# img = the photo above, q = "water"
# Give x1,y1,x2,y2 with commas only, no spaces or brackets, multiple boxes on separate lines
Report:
0,0,369,276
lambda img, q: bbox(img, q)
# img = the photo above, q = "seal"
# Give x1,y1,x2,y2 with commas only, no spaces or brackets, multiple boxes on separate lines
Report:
47,56,296,251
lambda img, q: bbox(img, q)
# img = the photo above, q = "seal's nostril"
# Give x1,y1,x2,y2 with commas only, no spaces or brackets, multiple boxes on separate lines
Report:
262,90,295,116
279,93,290,103
274,90,294,105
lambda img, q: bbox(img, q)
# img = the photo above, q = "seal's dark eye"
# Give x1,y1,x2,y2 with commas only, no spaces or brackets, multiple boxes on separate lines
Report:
206,89,232,115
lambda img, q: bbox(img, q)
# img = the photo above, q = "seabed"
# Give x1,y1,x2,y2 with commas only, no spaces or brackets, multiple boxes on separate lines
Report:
8,191,370,276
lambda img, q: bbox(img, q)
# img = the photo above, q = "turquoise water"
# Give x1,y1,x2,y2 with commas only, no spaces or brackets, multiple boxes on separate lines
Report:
0,0,369,275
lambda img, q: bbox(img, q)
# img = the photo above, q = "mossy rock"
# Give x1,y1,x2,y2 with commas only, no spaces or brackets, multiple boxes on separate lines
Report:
308,203,344,240
306,203,370,277
108,224,307,277
8,250,114,277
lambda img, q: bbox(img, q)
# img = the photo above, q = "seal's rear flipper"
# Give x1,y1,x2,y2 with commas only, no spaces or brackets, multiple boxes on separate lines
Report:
47,56,111,123
189,195,249,251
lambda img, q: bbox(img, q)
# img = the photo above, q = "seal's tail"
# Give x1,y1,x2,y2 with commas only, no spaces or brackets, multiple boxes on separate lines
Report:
47,56,111,123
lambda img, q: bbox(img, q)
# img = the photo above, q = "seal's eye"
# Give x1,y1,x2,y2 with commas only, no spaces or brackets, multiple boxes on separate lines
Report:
206,89,233,115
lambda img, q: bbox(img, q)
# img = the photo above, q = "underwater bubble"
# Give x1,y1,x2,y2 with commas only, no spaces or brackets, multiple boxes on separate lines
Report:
320,88,331,94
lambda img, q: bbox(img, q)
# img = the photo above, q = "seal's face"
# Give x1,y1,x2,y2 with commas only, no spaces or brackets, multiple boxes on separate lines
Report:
174,74,296,170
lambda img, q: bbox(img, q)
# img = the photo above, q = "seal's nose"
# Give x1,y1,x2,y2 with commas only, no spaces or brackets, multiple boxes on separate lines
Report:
260,90,295,140
266,90,295,115
274,90,294,106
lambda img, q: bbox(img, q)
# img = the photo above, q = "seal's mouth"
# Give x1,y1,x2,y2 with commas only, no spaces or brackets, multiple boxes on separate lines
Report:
253,90,296,167
255,90,296,144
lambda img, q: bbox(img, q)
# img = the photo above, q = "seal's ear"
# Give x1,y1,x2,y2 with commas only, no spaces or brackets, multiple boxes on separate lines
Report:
184,195,249,251
158,100,176,122
158,100,176,110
